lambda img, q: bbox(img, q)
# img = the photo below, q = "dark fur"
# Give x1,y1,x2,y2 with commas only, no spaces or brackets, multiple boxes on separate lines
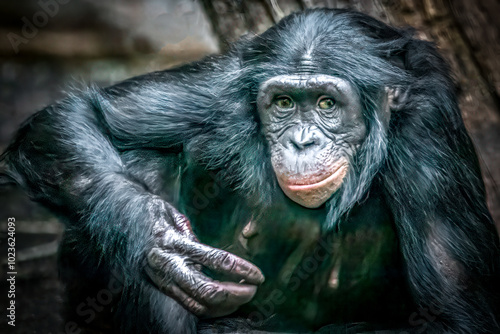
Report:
1,9,499,333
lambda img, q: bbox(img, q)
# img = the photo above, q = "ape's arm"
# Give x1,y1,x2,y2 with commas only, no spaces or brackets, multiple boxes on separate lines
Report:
0,59,264,318
383,40,500,332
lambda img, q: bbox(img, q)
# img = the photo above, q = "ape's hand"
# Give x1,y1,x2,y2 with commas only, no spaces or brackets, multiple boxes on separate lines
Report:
145,204,264,318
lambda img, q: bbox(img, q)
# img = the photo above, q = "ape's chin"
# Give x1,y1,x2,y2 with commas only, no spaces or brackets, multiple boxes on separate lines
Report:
276,163,348,208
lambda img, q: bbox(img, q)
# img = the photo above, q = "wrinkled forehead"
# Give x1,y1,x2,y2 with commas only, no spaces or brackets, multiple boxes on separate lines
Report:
257,74,354,100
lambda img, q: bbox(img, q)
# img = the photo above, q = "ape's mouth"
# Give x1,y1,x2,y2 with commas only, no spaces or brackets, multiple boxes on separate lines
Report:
275,162,348,208
279,160,348,188
286,163,348,191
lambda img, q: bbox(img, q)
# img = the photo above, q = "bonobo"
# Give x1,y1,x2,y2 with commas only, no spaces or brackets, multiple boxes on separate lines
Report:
1,8,499,334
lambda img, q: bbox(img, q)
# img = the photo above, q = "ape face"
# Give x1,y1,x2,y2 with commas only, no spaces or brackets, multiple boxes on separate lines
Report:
257,74,367,208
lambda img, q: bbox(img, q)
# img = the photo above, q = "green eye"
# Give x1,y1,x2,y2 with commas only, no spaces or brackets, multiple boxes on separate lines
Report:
275,97,294,109
318,98,335,109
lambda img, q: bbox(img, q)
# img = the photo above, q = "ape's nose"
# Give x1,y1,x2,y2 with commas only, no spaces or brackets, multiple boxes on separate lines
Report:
289,127,320,151
290,136,315,150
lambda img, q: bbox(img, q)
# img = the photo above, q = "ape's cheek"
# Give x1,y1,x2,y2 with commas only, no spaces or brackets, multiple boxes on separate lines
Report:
275,162,349,208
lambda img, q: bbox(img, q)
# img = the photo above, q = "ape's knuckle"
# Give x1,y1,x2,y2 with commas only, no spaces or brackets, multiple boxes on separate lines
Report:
172,212,189,226
147,248,164,267
193,283,212,298
195,283,225,304
183,297,202,314
161,229,182,247
201,248,219,264
192,303,208,317
160,276,174,289
219,252,236,272
209,250,234,271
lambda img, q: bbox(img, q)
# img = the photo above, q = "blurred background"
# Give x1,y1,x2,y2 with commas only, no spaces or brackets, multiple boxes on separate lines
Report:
0,0,499,332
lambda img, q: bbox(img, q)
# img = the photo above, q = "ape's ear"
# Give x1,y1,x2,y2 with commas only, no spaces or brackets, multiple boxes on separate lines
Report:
386,86,409,112
380,86,407,129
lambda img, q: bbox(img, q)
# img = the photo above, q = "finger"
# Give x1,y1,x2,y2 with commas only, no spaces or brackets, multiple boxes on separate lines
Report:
177,273,258,308
164,282,244,319
177,240,265,285
145,264,210,316
147,249,258,309
169,282,242,319
169,284,210,317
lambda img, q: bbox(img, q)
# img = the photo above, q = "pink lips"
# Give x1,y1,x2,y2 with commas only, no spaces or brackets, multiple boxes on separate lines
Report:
283,163,347,191
274,158,349,208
